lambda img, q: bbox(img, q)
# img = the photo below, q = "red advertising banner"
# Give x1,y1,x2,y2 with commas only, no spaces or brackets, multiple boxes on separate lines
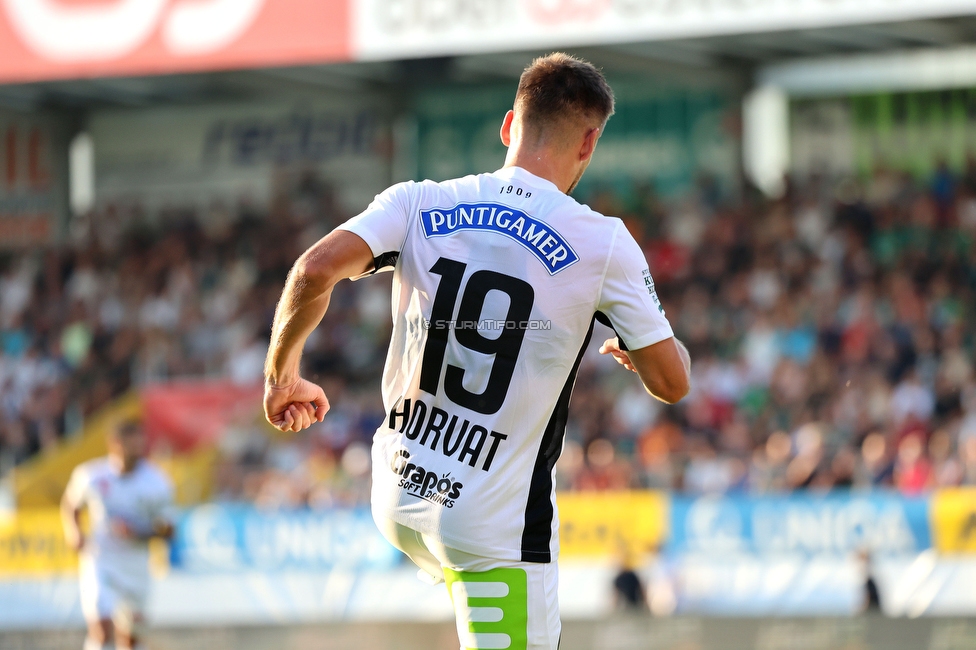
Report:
142,381,263,453
0,0,350,83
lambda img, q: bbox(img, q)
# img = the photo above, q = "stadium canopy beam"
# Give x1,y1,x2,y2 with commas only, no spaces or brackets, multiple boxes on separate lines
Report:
861,20,967,47
758,45,976,97
793,26,907,53
606,42,717,69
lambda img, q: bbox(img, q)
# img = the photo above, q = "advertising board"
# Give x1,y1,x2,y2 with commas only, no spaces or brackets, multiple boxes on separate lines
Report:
6,0,976,83
0,508,76,576
0,0,349,83
558,490,667,558
353,0,976,62
90,99,390,214
168,505,401,572
931,488,976,554
0,110,62,247
668,493,931,556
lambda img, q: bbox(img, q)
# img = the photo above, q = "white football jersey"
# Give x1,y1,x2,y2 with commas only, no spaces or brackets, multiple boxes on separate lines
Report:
64,457,173,575
339,166,673,563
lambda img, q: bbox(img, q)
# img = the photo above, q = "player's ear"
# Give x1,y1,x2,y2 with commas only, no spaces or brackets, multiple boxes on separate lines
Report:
500,110,515,147
578,126,601,162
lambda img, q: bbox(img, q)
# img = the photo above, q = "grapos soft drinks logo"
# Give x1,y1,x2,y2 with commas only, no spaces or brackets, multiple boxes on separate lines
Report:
1,0,266,61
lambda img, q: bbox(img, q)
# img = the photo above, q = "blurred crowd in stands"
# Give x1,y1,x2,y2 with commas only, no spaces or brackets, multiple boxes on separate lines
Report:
562,164,976,496
3,163,976,505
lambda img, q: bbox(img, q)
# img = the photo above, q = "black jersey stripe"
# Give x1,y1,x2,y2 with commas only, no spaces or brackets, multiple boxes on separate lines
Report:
520,314,597,563
372,251,400,274
594,310,627,350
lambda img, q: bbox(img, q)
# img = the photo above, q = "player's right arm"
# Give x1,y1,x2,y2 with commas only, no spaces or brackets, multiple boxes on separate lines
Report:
61,466,87,552
264,182,412,432
264,229,374,431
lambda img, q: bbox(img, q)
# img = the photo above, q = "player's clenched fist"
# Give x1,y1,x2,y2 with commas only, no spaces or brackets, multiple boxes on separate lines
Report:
264,377,330,432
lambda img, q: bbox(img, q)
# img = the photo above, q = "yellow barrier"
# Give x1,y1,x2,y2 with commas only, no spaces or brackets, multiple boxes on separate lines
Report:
0,508,77,575
0,508,170,577
557,490,668,559
155,446,219,506
932,488,976,553
14,389,224,509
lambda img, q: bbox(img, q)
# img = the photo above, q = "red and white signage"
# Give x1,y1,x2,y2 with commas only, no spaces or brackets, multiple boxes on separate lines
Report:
3,0,976,83
0,111,59,247
0,0,350,83
352,0,976,62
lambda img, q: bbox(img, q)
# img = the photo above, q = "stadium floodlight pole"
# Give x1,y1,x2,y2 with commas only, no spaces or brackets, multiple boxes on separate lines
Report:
263,53,690,650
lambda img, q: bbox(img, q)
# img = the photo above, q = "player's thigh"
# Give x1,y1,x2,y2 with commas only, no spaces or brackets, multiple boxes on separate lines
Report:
444,561,559,650
79,560,118,625
112,609,144,650
373,515,446,583
85,618,113,646
112,587,149,640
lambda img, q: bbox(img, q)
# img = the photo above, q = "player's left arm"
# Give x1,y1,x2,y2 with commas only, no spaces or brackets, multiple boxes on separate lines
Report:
600,336,690,404
596,223,691,404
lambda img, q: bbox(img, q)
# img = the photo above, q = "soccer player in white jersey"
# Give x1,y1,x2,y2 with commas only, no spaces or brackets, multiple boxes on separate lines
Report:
61,421,174,650
263,53,690,650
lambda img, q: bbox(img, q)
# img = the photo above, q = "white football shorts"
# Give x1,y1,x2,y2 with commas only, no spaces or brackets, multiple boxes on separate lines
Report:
374,515,561,650
79,555,149,629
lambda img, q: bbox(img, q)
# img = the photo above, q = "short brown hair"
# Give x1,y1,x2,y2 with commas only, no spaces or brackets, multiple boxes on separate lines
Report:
514,53,615,133
112,419,143,439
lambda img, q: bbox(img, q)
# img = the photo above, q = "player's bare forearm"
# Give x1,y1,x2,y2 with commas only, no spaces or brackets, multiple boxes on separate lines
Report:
599,336,691,404
111,518,175,542
60,499,84,551
139,520,175,541
141,520,175,541
263,230,374,432
155,521,175,540
265,271,334,386
264,230,374,386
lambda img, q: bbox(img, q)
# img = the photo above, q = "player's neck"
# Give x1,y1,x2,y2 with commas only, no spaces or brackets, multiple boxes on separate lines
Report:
503,148,577,195
110,455,141,475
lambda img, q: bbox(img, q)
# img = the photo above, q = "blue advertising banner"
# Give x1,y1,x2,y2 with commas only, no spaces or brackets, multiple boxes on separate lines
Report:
169,506,401,572
669,493,931,556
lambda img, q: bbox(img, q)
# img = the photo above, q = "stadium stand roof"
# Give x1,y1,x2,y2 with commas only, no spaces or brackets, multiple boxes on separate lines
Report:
3,16,976,112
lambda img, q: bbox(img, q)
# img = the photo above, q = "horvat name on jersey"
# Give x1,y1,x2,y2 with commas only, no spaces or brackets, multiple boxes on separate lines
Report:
388,397,508,476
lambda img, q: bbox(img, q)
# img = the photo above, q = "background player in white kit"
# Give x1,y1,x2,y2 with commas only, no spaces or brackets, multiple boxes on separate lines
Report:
263,53,690,649
61,421,174,650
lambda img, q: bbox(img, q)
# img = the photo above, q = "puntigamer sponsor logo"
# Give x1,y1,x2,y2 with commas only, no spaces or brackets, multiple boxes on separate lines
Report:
420,202,579,274
391,449,463,508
